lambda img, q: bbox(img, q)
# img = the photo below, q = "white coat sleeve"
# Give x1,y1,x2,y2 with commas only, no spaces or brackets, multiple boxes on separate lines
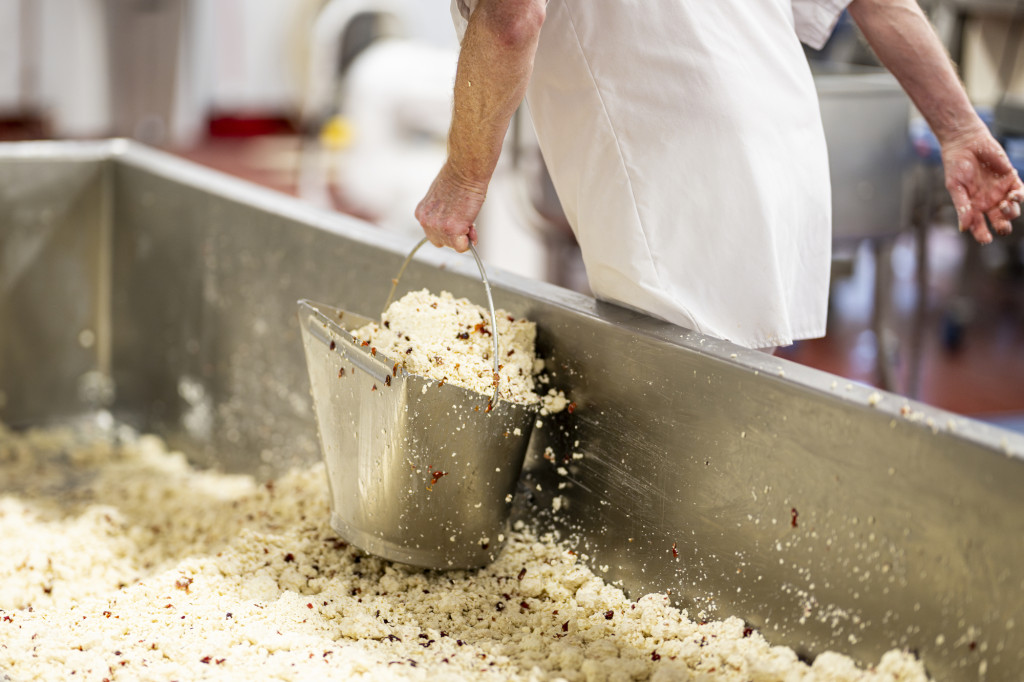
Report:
450,0,476,41
792,0,854,50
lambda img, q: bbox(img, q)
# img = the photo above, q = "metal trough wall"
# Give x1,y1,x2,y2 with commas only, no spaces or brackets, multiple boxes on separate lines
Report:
1,141,1022,681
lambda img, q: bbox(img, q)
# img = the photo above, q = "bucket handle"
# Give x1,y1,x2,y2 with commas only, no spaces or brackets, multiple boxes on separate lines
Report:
383,237,502,407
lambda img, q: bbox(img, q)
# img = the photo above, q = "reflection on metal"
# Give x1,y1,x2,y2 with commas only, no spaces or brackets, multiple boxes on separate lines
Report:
2,140,1023,680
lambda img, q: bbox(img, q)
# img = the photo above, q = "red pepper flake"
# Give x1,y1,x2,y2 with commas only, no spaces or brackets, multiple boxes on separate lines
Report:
430,470,447,487
307,603,314,609
329,340,336,351
791,508,799,528
520,601,530,610
437,378,446,388
405,347,413,354
456,332,469,340
371,385,377,392
431,302,438,309
495,602,505,612
473,322,492,336
175,577,193,593
385,375,391,387
604,610,614,620
392,363,399,377
561,621,569,632
567,402,577,414
284,553,295,563
743,626,754,638
216,658,226,664
507,315,515,322
671,542,678,559
517,568,527,581
361,340,370,347
370,347,377,356
338,368,345,378
651,651,661,661
200,656,212,664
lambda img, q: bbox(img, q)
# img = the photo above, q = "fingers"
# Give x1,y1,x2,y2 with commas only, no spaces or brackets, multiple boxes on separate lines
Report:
949,183,982,236
965,214,993,244
424,231,470,252
985,205,1012,239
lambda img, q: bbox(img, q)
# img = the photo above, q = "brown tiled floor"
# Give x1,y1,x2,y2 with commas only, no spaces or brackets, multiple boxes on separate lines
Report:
778,231,1024,419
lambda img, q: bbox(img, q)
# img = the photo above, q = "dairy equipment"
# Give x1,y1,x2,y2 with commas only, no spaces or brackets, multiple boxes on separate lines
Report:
298,239,536,569
2,140,1022,680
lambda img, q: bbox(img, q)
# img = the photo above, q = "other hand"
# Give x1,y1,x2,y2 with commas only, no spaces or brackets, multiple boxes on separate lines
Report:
415,164,487,253
941,126,1024,244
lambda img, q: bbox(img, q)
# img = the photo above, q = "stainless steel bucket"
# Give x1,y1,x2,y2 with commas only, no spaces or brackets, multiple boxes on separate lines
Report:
297,241,538,569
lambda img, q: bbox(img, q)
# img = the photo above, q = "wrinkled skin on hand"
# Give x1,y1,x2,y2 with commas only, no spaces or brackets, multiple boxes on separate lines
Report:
941,125,1024,244
415,164,486,253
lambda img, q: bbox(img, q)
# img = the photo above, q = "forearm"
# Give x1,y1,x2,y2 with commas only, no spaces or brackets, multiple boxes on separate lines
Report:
847,0,983,145
446,0,546,191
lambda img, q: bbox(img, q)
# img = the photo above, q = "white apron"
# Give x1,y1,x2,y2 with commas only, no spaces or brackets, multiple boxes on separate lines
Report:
453,0,849,348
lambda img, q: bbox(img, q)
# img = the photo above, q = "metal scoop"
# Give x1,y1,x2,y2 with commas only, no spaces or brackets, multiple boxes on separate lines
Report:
298,238,537,569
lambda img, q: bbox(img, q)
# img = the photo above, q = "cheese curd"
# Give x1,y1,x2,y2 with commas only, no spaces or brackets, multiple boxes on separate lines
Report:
352,289,546,406
0,422,930,681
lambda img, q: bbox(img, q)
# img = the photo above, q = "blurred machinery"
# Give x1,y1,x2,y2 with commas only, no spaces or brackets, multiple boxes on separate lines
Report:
908,1,1024,360
297,0,457,234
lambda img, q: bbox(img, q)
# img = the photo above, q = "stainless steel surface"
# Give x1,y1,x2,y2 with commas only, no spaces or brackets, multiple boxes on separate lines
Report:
2,140,1023,680
104,0,185,144
814,69,913,240
299,300,535,569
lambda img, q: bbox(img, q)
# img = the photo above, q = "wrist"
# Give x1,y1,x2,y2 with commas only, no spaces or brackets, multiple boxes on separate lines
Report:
441,159,491,199
927,102,988,147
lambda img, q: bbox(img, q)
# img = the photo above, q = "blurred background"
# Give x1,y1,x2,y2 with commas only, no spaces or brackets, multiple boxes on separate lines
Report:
1,0,1022,430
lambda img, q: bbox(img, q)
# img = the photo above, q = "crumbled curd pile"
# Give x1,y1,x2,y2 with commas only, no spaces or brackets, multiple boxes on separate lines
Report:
0,421,930,682
352,289,558,407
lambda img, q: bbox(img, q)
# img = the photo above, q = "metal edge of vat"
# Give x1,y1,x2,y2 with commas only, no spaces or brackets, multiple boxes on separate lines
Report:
2,140,1023,680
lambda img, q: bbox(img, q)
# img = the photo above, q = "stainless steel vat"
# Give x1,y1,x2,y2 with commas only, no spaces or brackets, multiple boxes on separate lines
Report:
2,140,1022,681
